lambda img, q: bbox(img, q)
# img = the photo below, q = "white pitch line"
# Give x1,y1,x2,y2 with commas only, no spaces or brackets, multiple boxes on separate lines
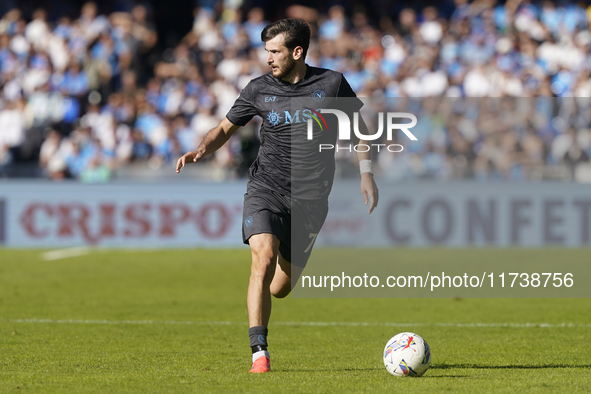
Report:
2,318,590,329
41,247,91,261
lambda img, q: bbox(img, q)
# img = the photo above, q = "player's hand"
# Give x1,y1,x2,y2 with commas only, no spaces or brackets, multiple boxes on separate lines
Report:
360,173,379,214
175,150,203,173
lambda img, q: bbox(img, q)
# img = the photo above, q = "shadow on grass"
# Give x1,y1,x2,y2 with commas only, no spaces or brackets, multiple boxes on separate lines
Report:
273,368,470,378
275,367,381,373
275,363,591,374
433,364,591,370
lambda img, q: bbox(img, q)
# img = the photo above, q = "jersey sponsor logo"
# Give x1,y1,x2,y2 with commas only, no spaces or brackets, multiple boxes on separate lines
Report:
304,107,328,131
266,109,319,126
264,96,277,102
266,110,282,126
312,90,326,102
284,109,316,125
245,216,253,228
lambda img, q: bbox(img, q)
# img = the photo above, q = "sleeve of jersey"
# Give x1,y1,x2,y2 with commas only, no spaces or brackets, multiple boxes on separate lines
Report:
336,74,364,111
226,82,257,127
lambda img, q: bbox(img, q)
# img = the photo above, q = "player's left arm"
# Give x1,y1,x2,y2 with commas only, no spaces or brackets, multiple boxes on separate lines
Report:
336,73,378,213
355,115,379,214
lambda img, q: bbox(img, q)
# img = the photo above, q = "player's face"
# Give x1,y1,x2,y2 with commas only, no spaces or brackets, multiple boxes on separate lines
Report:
265,34,297,79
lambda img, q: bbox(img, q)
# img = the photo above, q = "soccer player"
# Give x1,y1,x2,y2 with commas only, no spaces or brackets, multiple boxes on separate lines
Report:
176,18,378,373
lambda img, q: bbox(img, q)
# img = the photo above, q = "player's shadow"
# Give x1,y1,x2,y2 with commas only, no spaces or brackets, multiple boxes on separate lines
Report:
433,363,591,370
279,367,382,372
278,368,468,378
278,364,591,376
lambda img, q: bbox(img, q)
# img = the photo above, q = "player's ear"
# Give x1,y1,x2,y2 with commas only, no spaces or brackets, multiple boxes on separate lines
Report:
293,46,304,60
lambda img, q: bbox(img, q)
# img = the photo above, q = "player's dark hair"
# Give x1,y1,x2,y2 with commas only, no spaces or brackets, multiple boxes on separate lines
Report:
261,18,311,58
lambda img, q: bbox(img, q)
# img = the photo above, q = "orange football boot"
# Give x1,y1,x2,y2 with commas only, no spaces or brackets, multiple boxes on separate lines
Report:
249,356,270,373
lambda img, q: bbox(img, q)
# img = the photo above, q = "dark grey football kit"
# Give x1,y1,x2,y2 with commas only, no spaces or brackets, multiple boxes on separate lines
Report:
226,65,362,267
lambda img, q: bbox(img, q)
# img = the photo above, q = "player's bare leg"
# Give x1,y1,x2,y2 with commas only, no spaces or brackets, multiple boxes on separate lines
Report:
247,233,279,327
270,253,303,298
247,233,279,373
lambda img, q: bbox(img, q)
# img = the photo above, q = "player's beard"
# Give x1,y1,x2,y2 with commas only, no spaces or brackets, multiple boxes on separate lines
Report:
271,56,296,79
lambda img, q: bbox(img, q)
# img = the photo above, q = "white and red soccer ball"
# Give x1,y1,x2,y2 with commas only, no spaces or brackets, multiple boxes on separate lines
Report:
383,332,431,377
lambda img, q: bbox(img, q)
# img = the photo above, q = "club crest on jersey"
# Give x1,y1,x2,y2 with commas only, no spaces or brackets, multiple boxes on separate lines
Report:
267,109,282,126
312,90,326,102
245,216,253,228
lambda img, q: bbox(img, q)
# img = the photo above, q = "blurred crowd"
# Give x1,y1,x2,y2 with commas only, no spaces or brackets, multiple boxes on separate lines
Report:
0,0,591,182
358,97,591,182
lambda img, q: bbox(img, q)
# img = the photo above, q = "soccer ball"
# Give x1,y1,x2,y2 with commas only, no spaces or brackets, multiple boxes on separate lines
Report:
383,332,431,377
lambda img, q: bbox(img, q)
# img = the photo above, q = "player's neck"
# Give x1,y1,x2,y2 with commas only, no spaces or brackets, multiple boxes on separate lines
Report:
281,62,307,84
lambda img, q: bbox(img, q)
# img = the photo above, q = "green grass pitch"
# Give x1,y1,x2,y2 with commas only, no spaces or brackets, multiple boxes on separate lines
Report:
0,249,590,393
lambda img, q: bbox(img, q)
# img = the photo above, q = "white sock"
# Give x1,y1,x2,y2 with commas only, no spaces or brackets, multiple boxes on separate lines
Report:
252,350,270,363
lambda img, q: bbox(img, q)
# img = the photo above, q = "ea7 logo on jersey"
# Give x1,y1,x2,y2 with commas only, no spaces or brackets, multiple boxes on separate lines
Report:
264,96,277,102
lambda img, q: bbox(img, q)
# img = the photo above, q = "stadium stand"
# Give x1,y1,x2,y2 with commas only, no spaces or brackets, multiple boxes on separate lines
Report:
0,1,590,182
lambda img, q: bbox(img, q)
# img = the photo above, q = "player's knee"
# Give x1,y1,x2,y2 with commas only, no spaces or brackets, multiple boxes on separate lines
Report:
250,239,276,263
249,235,280,284
250,253,276,284
251,247,276,269
251,248,275,265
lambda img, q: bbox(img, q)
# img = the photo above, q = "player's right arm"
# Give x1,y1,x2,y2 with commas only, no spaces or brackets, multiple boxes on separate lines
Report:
175,117,240,173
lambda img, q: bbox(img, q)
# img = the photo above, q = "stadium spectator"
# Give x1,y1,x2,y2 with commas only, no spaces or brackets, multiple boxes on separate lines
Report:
39,128,67,179
0,99,25,173
243,8,267,48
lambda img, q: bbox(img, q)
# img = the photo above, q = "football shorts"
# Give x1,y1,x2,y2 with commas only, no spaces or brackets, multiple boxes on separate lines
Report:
242,187,328,267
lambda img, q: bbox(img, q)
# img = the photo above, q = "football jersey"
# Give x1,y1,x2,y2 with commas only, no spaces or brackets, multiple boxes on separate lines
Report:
226,65,362,199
